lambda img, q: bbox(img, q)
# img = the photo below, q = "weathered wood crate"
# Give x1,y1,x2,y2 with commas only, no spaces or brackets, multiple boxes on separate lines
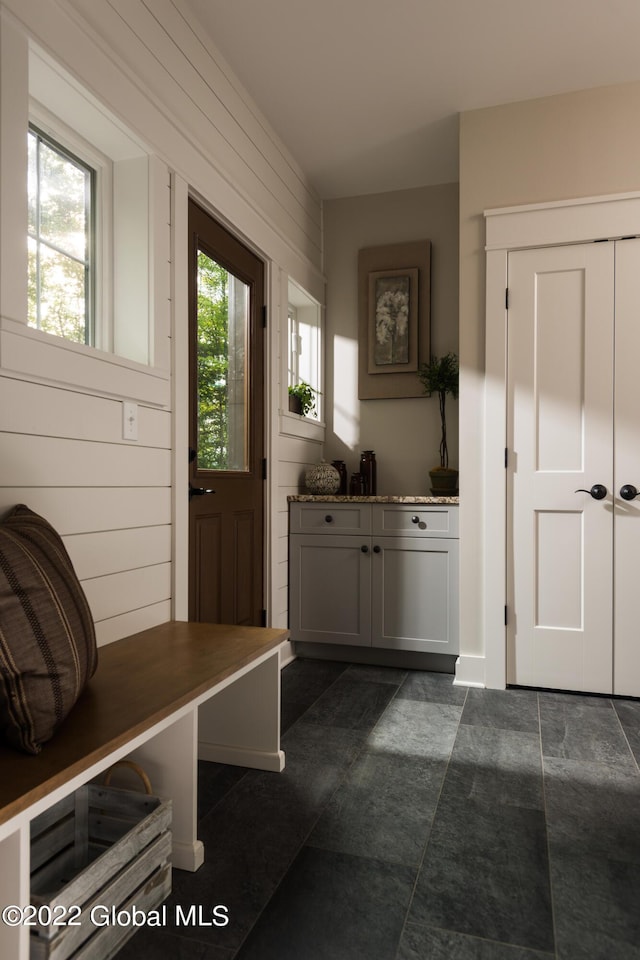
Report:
29,783,171,960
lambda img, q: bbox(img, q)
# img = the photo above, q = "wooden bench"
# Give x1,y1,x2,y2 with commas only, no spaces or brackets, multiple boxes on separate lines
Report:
0,620,288,960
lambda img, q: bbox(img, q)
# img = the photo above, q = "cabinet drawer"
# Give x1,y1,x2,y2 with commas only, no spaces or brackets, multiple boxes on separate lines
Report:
290,502,372,536
372,504,458,538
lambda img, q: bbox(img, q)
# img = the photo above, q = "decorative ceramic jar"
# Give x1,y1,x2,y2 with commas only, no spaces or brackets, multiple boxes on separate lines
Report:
305,460,341,495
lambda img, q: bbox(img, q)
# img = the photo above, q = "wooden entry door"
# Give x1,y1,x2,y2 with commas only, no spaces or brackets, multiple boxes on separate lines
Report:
507,238,640,696
188,201,265,626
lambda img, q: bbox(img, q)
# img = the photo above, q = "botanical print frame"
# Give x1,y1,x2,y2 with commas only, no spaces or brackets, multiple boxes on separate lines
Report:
368,267,419,374
358,240,431,399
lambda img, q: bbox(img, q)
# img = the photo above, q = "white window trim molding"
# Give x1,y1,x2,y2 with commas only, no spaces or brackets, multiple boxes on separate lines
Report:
483,190,640,691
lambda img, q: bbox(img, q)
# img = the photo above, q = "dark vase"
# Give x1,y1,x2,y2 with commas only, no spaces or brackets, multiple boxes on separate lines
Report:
349,472,366,495
331,460,348,495
359,450,377,495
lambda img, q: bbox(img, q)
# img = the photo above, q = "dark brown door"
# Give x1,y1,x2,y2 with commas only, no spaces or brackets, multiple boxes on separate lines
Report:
188,200,265,625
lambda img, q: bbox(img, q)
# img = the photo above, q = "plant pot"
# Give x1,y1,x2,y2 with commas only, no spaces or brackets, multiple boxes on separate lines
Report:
429,467,458,497
288,394,303,415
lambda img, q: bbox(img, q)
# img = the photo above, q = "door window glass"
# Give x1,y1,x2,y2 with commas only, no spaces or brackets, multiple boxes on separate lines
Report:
196,249,249,471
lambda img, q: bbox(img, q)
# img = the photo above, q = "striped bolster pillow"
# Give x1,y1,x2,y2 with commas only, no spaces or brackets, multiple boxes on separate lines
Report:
0,504,98,754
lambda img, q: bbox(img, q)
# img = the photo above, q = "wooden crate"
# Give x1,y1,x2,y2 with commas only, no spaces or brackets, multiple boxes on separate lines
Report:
29,783,171,960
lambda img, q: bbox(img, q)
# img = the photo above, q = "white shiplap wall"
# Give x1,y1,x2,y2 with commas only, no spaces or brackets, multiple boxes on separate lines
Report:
0,0,324,643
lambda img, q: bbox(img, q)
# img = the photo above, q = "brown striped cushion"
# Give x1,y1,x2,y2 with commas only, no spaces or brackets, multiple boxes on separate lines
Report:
0,505,98,754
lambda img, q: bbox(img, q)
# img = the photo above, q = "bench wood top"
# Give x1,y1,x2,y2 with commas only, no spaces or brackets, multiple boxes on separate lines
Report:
0,621,287,827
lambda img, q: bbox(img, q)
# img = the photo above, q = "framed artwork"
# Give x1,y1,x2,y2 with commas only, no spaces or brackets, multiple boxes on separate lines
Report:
358,241,431,399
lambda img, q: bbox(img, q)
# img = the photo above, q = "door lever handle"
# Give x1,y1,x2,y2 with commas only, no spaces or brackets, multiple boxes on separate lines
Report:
189,483,216,500
620,484,640,501
575,484,607,500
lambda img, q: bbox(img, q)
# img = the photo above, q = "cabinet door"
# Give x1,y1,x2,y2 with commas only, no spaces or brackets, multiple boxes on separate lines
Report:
371,537,459,654
289,535,371,646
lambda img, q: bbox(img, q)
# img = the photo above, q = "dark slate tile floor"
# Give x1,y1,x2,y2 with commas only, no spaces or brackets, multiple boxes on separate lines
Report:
117,659,640,960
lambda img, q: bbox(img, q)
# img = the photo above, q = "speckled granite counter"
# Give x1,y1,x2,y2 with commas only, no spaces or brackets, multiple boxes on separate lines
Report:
287,495,459,504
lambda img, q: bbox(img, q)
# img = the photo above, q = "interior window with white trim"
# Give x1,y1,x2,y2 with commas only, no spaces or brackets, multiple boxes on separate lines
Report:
28,125,95,345
287,280,322,420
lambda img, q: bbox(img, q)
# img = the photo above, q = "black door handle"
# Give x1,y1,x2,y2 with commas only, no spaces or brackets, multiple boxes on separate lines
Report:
189,483,215,500
620,484,640,501
574,484,607,500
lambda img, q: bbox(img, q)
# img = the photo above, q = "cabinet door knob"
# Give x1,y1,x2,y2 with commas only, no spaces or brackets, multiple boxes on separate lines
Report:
620,484,640,501
361,545,369,553
324,515,333,523
373,545,381,553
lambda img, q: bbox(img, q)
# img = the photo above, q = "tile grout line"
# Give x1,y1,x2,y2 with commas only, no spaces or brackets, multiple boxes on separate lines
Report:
230,663,405,959
391,683,469,960
610,699,640,774
538,691,559,960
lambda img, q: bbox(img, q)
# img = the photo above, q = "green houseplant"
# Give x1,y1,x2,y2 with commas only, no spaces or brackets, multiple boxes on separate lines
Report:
418,352,459,495
288,381,318,417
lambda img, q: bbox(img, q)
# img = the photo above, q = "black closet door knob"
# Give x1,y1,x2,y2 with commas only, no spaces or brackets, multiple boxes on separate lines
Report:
620,484,639,501
574,484,607,500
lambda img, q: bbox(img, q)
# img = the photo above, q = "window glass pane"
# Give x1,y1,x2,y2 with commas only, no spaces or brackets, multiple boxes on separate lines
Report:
27,236,38,327
27,132,37,234
38,245,86,343
27,127,93,345
38,138,88,260
196,249,249,471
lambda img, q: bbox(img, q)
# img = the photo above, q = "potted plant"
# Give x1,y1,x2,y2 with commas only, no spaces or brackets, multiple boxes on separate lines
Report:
288,381,318,417
418,352,459,495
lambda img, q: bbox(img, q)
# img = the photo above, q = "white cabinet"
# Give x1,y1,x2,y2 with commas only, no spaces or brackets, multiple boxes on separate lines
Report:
289,501,459,655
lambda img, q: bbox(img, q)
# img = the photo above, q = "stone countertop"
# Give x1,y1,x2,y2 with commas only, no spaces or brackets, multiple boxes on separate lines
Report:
288,495,459,504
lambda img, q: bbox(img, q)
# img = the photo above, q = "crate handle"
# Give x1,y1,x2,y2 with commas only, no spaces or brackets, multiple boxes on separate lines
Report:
102,760,153,795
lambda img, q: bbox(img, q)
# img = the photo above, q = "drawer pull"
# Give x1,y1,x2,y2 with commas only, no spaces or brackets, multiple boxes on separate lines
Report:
361,545,369,553
411,515,420,524
324,515,333,523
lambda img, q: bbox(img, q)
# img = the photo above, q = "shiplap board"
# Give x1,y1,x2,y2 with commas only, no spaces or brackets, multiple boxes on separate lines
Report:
0,487,171,533
1,435,171,487
65,525,171,580
0,377,171,446
95,599,172,646
58,0,322,265
103,0,321,244
276,534,288,566
0,320,171,406
83,562,171,622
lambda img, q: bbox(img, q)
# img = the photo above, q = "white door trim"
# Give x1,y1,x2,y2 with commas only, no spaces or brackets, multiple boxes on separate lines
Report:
483,191,640,690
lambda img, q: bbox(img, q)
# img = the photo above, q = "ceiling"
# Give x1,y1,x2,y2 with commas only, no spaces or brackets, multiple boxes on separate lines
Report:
182,0,640,200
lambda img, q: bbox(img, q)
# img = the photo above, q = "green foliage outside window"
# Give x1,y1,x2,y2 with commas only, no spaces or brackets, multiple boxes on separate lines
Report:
27,127,93,344
196,252,230,470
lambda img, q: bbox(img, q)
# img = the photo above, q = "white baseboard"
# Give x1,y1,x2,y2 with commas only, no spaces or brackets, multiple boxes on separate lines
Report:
453,655,486,688
172,839,204,872
198,742,286,772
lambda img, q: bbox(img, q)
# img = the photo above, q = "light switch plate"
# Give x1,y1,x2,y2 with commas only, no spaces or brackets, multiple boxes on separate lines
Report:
123,401,138,440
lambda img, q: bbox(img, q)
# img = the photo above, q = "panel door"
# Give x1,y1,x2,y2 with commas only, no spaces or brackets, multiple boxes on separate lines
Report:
507,242,615,692
371,537,459,654
613,238,640,696
188,201,265,626
289,535,371,646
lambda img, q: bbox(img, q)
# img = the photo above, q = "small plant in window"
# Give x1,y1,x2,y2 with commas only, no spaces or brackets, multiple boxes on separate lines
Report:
288,382,319,417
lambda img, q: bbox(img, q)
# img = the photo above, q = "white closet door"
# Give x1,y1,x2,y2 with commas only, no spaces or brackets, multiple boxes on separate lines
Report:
507,242,615,692
613,238,640,696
